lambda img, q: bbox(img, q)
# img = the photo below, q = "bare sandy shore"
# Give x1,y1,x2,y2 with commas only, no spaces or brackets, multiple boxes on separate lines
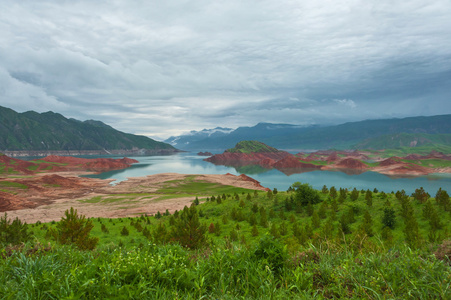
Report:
3,173,268,223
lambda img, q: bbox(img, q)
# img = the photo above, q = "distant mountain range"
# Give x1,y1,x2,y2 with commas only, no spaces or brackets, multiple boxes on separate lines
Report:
165,115,451,151
0,106,176,156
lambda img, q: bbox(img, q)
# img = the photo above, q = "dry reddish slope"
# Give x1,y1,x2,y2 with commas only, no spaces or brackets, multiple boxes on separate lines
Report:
38,155,138,172
272,155,321,169
0,174,112,212
205,151,291,164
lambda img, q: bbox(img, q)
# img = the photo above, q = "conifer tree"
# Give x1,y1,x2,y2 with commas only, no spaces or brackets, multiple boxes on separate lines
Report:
338,188,347,203
230,228,238,241
404,214,422,249
171,205,207,249
311,210,320,229
249,213,257,226
329,186,337,199
350,188,359,201
423,200,434,219
214,221,221,236
306,202,314,216
361,210,373,237
251,203,259,213
259,207,268,228
436,188,450,211
251,224,259,237
279,222,288,236
382,207,396,229
318,202,327,219
0,213,31,246
429,206,443,231
270,223,279,238
292,222,301,239
331,199,338,212
47,207,98,250
339,213,351,234
321,218,334,239
412,187,430,203
365,190,373,207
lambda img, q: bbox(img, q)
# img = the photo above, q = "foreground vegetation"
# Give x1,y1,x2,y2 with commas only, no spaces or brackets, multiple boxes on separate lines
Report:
1,182,450,299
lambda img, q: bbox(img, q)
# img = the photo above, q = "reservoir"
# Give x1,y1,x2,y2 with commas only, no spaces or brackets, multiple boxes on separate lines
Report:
83,152,451,195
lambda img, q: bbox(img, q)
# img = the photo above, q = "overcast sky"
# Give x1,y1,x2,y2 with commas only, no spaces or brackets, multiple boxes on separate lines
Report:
1,0,450,140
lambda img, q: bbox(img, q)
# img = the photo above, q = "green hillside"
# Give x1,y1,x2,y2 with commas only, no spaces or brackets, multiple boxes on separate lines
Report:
0,106,175,151
168,114,451,151
2,181,450,299
353,133,451,150
226,140,282,153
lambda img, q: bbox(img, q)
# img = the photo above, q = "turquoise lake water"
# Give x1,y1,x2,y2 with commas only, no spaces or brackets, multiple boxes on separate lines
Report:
83,152,451,195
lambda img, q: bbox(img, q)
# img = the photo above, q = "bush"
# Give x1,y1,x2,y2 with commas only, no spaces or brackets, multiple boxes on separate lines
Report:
120,226,129,236
47,207,98,250
253,234,287,276
0,213,31,246
292,182,321,206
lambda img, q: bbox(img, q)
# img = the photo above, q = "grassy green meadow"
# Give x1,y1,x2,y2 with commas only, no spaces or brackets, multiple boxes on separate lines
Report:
1,181,450,299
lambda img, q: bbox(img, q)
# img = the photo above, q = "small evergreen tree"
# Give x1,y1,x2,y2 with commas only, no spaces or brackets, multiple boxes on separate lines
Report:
214,221,221,236
249,213,257,226
259,207,268,228
412,187,430,203
365,190,373,207
311,210,320,229
329,186,337,199
361,210,373,237
251,224,259,237
318,202,327,219
339,213,351,234
171,205,207,249
120,226,129,236
0,213,31,246
230,228,239,241
251,203,259,213
47,207,98,250
350,188,359,201
382,207,396,230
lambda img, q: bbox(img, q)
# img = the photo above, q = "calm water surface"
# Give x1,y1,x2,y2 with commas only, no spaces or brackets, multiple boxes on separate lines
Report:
83,152,451,195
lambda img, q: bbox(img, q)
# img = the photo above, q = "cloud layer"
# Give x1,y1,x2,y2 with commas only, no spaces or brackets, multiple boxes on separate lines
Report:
1,0,450,139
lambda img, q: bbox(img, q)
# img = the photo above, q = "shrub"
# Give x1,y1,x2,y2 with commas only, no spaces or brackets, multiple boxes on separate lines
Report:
120,226,129,236
253,234,287,276
292,182,321,206
0,213,31,246
47,207,98,250
382,207,396,229
171,205,207,249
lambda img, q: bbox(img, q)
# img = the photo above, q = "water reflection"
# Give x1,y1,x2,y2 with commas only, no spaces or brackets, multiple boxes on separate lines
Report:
83,152,451,195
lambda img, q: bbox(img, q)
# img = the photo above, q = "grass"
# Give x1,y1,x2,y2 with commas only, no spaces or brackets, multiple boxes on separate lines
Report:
0,181,28,189
156,181,252,195
2,180,451,299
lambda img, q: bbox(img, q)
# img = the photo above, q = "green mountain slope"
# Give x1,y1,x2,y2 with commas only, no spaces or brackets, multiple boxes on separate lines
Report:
226,140,281,153
353,133,451,150
0,106,175,152
167,115,451,151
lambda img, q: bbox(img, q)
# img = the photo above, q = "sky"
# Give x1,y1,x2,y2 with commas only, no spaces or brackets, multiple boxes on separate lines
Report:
1,0,450,140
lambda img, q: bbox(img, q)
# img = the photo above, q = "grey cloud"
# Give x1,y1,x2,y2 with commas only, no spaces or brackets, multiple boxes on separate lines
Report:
0,0,450,138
